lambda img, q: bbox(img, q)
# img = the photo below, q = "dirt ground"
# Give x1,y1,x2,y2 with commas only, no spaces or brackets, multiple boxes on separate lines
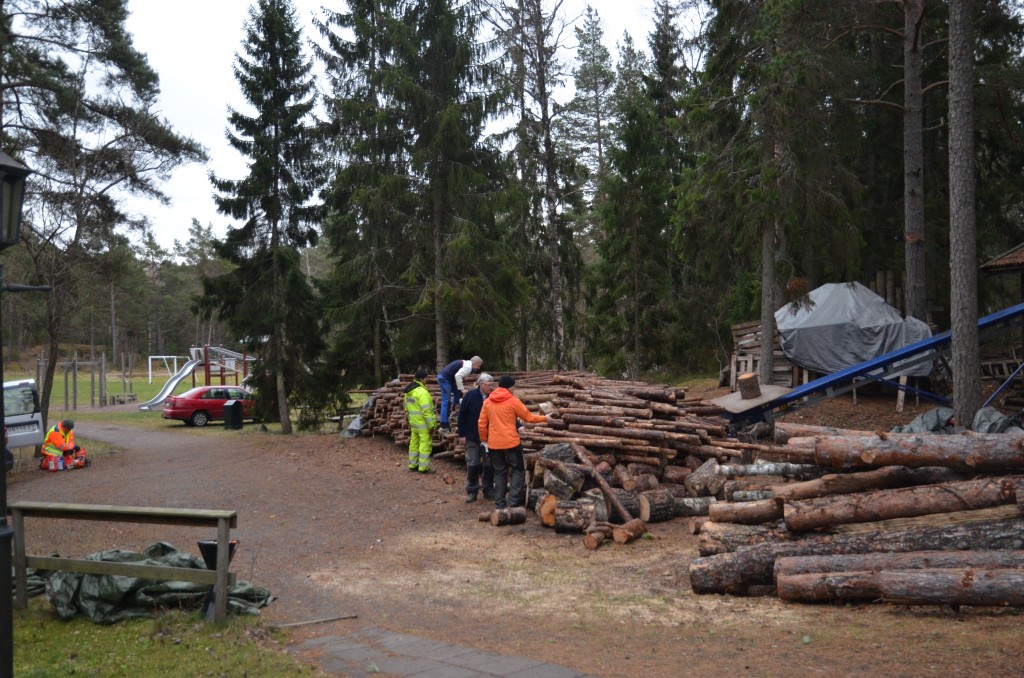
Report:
8,386,1024,677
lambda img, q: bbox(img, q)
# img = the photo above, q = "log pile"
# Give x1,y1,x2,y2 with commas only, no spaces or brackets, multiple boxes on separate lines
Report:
359,373,1024,607
688,421,1024,607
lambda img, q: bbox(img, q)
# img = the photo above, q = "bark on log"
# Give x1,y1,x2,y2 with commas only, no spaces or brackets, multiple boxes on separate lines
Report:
662,465,692,484
583,531,607,550
561,413,627,428
730,490,775,502
783,477,1019,532
771,466,964,502
571,443,635,523
791,432,1024,472
685,459,726,497
698,521,795,557
689,518,1024,594
719,460,823,478
774,550,1024,578
538,494,559,527
709,498,783,525
777,568,1024,606
624,473,659,493
607,488,641,521
638,489,677,522
773,422,878,445
674,496,717,517
491,507,528,526
541,460,586,500
737,372,761,400
611,518,648,544
553,500,597,533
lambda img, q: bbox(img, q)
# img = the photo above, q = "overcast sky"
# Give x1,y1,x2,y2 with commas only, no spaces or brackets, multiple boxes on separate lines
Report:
124,0,663,253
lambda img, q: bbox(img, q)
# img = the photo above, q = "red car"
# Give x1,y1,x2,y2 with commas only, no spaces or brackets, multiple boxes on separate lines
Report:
162,386,255,427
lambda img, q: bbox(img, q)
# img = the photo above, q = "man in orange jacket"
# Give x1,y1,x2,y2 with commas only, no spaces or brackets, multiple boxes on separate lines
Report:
478,375,553,509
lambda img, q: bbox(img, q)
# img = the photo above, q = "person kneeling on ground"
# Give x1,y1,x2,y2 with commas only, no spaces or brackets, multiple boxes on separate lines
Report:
457,372,496,503
478,375,553,509
40,419,88,470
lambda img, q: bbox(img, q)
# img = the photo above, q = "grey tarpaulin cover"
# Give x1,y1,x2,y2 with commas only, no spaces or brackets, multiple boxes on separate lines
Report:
44,542,274,624
775,282,932,376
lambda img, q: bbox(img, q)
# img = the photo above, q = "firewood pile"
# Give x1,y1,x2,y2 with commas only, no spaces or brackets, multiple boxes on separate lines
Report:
688,421,1024,607
359,372,1024,607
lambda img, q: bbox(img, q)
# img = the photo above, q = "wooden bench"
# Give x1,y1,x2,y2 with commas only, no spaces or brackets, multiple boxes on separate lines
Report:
108,392,138,405
8,501,238,621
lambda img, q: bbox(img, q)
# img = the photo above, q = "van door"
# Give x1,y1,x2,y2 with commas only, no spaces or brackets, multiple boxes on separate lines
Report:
4,379,44,448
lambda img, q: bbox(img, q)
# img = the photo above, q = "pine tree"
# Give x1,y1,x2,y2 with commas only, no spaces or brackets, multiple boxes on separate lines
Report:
202,0,323,433
0,0,206,427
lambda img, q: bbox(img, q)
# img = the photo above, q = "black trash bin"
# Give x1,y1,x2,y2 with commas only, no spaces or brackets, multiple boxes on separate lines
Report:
223,400,243,430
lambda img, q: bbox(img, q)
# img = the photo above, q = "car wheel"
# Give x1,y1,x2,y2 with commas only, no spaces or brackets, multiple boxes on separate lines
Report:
190,411,210,427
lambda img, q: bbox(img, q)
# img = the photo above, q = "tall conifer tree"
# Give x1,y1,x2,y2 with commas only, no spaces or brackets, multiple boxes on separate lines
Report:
202,0,322,433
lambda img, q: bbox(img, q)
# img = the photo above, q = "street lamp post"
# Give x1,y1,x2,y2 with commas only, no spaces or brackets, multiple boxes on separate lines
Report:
0,149,33,678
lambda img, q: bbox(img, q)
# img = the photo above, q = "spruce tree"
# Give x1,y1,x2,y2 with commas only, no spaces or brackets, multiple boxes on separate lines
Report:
202,0,323,433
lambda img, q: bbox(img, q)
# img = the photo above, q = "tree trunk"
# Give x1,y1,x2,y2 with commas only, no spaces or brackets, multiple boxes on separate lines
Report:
948,0,981,427
778,568,1024,606
709,498,783,525
903,0,927,320
697,521,796,557
783,477,1017,532
638,489,677,523
771,465,963,502
774,549,1024,578
789,432,1024,472
689,518,1024,595
673,496,717,518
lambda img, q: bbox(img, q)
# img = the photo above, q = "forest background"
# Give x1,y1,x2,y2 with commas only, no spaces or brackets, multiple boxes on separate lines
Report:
2,0,1023,432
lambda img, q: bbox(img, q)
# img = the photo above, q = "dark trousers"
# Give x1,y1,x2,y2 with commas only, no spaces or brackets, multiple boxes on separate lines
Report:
490,444,525,509
465,440,494,497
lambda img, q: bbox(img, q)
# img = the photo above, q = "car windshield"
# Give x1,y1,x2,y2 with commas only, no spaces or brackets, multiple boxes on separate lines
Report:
180,387,207,399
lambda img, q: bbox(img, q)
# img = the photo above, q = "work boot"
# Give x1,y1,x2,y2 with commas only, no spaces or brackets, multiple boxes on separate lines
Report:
482,488,494,500
465,494,477,503
418,468,435,474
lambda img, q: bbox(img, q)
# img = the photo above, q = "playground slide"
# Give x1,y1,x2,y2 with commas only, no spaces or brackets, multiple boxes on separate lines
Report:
137,358,202,411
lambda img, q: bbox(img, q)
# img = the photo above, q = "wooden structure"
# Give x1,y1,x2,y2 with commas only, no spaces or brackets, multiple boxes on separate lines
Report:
729,320,804,390
9,501,238,621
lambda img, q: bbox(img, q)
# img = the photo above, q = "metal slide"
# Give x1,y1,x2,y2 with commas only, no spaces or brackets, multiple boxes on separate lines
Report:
726,301,1024,426
137,358,202,411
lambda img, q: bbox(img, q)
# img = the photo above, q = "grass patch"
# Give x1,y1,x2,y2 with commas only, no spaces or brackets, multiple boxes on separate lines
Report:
14,598,325,677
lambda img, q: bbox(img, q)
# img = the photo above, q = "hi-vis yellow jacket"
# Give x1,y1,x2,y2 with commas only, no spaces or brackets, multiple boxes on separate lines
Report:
403,380,436,431
42,422,75,458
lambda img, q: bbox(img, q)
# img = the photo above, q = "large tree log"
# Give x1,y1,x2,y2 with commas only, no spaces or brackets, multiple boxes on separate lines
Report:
773,422,878,445
783,477,1019,532
774,550,1024,578
622,473,659,493
698,521,795,557
689,518,1024,594
784,432,1024,472
606,488,641,521
719,460,823,479
777,568,1024,606
771,466,964,502
709,498,784,525
537,494,559,527
638,489,677,523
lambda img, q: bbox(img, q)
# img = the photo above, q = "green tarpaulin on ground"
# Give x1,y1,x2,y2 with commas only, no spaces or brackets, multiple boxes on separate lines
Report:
34,541,273,624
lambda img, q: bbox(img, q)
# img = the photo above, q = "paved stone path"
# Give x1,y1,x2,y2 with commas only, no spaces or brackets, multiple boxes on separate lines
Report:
295,627,597,678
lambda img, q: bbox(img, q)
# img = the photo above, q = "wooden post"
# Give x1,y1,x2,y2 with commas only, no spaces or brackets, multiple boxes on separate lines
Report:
215,517,230,622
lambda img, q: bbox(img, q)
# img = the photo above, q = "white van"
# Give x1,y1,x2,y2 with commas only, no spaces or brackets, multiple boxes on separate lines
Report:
4,379,44,448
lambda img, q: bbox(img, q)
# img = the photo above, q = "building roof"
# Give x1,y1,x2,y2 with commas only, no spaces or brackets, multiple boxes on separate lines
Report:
981,242,1024,273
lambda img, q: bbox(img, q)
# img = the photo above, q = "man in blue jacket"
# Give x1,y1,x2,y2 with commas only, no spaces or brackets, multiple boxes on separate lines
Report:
437,355,482,429
457,372,495,502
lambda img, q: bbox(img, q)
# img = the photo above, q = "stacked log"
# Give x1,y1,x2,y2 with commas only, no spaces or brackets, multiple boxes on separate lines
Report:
688,421,1024,608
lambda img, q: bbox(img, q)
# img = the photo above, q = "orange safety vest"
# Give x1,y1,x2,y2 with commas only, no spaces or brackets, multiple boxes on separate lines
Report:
42,422,75,458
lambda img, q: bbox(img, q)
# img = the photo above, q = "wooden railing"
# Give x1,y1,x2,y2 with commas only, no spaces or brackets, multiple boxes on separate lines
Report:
8,501,237,621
